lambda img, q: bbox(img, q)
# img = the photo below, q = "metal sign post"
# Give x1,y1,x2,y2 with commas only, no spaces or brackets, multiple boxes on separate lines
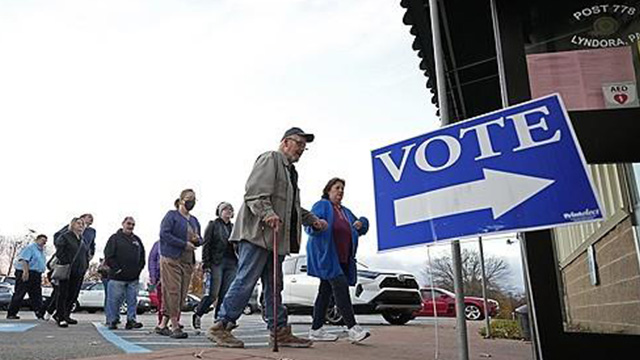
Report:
478,236,491,338
428,0,468,358
451,239,469,360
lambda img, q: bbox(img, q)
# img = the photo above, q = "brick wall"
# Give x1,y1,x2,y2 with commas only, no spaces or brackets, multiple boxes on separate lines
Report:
561,217,640,334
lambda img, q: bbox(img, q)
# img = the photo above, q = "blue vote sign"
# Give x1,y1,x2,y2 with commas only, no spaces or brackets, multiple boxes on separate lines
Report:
371,94,604,251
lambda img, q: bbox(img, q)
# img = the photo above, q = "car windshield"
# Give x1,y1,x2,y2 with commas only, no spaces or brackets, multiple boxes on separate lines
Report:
438,288,455,297
82,282,96,290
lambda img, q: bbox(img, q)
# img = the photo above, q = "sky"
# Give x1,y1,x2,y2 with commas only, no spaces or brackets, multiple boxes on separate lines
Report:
0,0,524,292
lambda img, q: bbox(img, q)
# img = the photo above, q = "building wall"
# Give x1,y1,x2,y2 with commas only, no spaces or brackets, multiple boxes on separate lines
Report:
561,216,640,334
555,164,628,263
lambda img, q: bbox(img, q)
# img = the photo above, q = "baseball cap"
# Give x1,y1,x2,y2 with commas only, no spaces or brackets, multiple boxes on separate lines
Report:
281,127,315,143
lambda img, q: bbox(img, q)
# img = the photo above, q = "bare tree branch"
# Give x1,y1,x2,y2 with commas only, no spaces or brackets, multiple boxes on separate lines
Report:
424,248,510,297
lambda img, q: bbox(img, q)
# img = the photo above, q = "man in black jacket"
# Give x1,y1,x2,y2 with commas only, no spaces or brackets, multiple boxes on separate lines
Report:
104,217,146,330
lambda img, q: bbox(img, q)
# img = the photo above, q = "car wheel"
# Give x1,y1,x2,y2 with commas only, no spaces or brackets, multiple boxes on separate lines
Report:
243,305,253,315
70,301,79,313
464,304,483,320
136,308,146,315
325,305,345,325
382,310,413,325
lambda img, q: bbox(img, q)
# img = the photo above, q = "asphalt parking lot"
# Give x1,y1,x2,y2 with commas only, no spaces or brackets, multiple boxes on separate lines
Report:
0,311,533,360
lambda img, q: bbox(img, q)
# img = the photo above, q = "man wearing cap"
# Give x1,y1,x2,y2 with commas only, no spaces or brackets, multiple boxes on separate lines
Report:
192,201,237,329
207,127,328,348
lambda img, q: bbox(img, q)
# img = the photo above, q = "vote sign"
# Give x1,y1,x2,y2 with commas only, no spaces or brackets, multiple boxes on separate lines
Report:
371,94,604,251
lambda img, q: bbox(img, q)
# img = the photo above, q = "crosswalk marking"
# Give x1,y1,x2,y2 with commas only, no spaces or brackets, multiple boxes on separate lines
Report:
93,322,151,354
94,314,376,352
0,323,38,332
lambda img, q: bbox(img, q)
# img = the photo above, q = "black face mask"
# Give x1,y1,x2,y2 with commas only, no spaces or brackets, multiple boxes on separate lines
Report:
184,200,196,211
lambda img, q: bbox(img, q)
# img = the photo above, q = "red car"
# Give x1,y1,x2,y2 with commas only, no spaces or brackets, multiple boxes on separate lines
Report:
413,287,499,321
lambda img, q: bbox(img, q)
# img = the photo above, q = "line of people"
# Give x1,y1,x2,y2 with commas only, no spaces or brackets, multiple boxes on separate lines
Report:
5,126,372,348
6,214,96,327
205,127,371,348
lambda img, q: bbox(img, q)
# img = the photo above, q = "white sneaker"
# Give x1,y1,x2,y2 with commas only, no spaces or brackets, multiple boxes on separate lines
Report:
309,328,338,342
348,325,370,343
44,313,52,321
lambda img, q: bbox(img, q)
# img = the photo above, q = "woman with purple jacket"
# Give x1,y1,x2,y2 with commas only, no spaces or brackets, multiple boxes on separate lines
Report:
148,240,163,328
155,189,202,339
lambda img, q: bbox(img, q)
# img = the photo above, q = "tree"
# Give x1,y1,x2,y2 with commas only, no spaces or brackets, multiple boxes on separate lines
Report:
423,248,511,297
84,261,103,282
0,232,34,276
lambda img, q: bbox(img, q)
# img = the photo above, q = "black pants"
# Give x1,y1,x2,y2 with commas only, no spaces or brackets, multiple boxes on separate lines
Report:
56,275,83,321
43,286,58,315
7,270,43,317
311,264,357,330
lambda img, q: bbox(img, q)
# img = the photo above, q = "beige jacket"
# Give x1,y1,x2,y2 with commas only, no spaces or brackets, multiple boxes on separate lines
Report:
229,150,318,255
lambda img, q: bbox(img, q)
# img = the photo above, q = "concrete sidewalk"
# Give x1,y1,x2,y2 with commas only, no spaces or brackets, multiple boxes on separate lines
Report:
81,321,533,360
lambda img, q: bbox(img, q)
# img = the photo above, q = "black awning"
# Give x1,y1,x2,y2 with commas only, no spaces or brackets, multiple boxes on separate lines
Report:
400,0,503,121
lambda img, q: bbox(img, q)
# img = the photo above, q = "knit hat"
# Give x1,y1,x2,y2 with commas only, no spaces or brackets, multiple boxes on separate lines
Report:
216,202,233,217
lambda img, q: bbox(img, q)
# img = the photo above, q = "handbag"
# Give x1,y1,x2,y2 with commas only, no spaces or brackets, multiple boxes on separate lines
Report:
51,263,71,281
51,237,85,281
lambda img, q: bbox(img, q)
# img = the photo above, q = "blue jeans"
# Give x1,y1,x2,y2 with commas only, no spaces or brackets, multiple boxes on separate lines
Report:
217,241,287,330
107,280,138,324
102,279,110,322
195,257,238,318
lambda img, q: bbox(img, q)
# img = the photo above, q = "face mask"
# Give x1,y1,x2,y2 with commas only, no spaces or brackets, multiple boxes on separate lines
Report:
184,199,196,211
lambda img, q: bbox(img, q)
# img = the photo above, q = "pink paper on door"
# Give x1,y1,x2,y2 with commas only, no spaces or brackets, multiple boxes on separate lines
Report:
526,46,636,111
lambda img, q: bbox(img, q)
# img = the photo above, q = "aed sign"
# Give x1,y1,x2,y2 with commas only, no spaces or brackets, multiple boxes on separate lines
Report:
371,94,604,251
602,81,639,108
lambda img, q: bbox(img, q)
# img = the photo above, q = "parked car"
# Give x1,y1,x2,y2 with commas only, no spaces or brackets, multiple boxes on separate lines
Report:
261,255,422,325
244,284,260,315
1,282,48,310
183,293,201,312
52,281,151,314
413,287,499,321
0,284,13,310
0,275,16,287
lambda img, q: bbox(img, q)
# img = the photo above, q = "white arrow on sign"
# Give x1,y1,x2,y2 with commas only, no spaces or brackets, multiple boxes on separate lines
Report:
394,168,555,226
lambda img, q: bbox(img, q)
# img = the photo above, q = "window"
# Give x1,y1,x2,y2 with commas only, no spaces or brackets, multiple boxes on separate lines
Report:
296,256,308,274
283,258,297,275
523,1,640,111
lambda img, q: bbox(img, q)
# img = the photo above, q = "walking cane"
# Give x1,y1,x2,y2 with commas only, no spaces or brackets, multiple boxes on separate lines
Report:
272,227,279,352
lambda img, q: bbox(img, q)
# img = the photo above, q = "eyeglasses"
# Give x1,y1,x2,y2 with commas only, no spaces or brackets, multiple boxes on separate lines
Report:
125,222,135,226
286,137,308,151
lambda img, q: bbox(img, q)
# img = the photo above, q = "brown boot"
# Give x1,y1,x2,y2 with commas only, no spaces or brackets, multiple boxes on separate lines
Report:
206,321,244,348
270,325,313,348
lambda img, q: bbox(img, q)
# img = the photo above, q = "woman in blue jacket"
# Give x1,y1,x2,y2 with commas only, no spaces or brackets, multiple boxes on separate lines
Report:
306,177,371,343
